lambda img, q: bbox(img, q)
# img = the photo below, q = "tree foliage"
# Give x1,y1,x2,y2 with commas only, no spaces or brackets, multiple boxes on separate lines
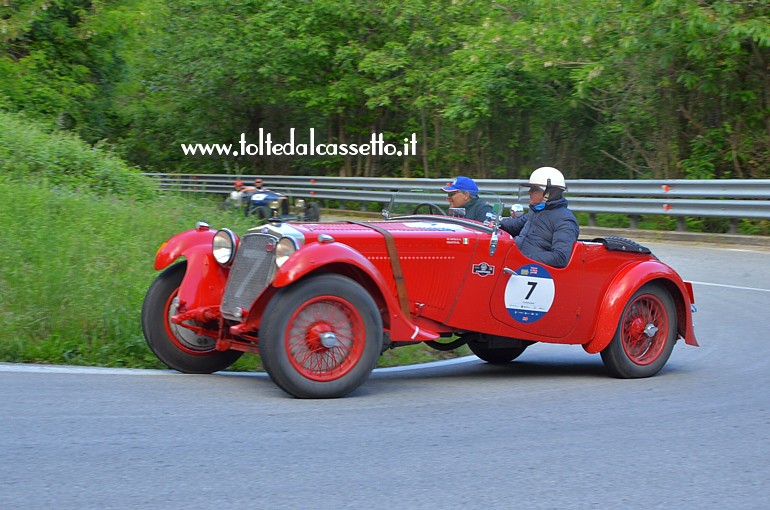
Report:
1,0,768,180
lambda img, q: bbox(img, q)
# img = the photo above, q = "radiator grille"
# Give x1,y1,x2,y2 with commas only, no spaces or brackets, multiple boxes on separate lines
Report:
221,233,277,321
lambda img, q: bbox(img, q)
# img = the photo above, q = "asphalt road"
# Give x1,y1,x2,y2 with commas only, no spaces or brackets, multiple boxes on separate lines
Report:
2,241,769,510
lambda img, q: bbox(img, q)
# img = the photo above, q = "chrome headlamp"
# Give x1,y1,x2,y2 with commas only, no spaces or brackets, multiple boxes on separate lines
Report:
212,228,237,266
275,236,298,267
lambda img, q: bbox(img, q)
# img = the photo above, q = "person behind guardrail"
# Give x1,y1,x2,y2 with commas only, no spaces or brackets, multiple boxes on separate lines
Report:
242,177,264,199
224,180,249,209
254,177,271,190
441,176,493,222
240,178,265,215
500,167,579,268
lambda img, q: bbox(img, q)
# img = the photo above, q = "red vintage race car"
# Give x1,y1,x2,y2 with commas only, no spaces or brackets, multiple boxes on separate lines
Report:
142,191,698,398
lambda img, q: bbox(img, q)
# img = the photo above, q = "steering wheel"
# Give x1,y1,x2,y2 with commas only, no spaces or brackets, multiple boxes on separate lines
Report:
412,202,446,215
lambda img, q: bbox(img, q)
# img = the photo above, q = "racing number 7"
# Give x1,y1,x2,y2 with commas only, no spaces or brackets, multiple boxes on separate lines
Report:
503,265,556,324
525,281,538,300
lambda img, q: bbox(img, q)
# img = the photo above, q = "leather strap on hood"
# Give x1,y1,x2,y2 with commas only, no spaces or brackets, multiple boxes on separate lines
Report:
346,221,410,315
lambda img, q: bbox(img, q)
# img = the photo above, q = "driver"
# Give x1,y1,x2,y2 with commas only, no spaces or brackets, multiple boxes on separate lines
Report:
441,176,492,223
242,177,264,197
500,166,579,268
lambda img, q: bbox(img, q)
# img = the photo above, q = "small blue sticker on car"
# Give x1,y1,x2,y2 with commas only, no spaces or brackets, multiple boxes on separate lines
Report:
504,264,555,323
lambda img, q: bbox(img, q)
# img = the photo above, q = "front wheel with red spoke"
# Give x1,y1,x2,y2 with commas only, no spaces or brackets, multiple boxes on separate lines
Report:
260,274,383,398
601,283,677,378
141,262,242,374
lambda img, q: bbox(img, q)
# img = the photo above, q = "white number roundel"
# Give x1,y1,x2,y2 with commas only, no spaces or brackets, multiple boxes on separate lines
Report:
504,264,555,324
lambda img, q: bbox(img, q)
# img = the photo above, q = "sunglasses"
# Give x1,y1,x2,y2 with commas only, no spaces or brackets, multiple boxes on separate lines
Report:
528,186,544,193
447,190,465,197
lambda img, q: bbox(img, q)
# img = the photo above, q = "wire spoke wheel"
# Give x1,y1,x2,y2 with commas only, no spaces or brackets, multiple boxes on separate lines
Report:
621,295,667,365
285,296,366,381
163,288,218,354
601,283,677,379
141,262,242,374
260,274,383,398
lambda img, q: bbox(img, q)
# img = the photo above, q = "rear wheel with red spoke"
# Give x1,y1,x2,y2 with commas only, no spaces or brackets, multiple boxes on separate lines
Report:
601,283,677,378
260,274,383,398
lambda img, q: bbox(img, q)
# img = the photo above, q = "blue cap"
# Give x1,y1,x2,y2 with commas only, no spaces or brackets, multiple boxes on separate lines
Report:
441,176,478,195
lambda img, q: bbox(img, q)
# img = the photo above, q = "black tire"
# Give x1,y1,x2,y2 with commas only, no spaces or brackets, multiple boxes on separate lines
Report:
601,283,677,378
141,262,242,373
259,274,383,398
304,202,321,221
279,197,290,216
255,205,272,221
468,338,528,364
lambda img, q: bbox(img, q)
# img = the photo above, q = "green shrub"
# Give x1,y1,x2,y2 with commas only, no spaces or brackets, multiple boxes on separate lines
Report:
0,111,156,200
738,219,770,236
638,216,677,231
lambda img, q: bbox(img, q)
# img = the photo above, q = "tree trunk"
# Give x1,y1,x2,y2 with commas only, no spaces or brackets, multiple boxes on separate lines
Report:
420,108,429,178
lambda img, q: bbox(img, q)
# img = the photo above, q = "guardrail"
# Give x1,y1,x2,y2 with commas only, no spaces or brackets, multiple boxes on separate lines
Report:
142,173,770,233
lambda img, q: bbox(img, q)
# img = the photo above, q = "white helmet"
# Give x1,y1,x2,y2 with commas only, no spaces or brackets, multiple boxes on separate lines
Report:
525,167,567,190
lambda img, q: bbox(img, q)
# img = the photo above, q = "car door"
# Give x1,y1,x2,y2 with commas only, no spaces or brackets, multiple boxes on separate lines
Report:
489,243,584,340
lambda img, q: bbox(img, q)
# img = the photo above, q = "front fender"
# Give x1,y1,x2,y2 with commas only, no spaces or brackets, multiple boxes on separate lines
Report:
271,242,438,342
583,260,698,354
272,241,379,288
154,228,216,270
153,227,228,312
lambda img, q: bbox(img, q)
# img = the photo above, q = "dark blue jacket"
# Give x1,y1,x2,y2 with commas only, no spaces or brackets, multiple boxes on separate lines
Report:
500,197,579,268
457,196,493,223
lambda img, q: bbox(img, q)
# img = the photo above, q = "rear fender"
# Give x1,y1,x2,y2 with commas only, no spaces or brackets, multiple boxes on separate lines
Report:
153,227,228,312
270,241,438,342
583,261,698,354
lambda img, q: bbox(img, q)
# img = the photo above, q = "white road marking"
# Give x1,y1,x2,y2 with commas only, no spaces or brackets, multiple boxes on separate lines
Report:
690,281,770,293
0,363,174,375
0,355,480,376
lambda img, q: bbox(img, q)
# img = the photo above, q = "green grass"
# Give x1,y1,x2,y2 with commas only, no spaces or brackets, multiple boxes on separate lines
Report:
0,182,210,368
